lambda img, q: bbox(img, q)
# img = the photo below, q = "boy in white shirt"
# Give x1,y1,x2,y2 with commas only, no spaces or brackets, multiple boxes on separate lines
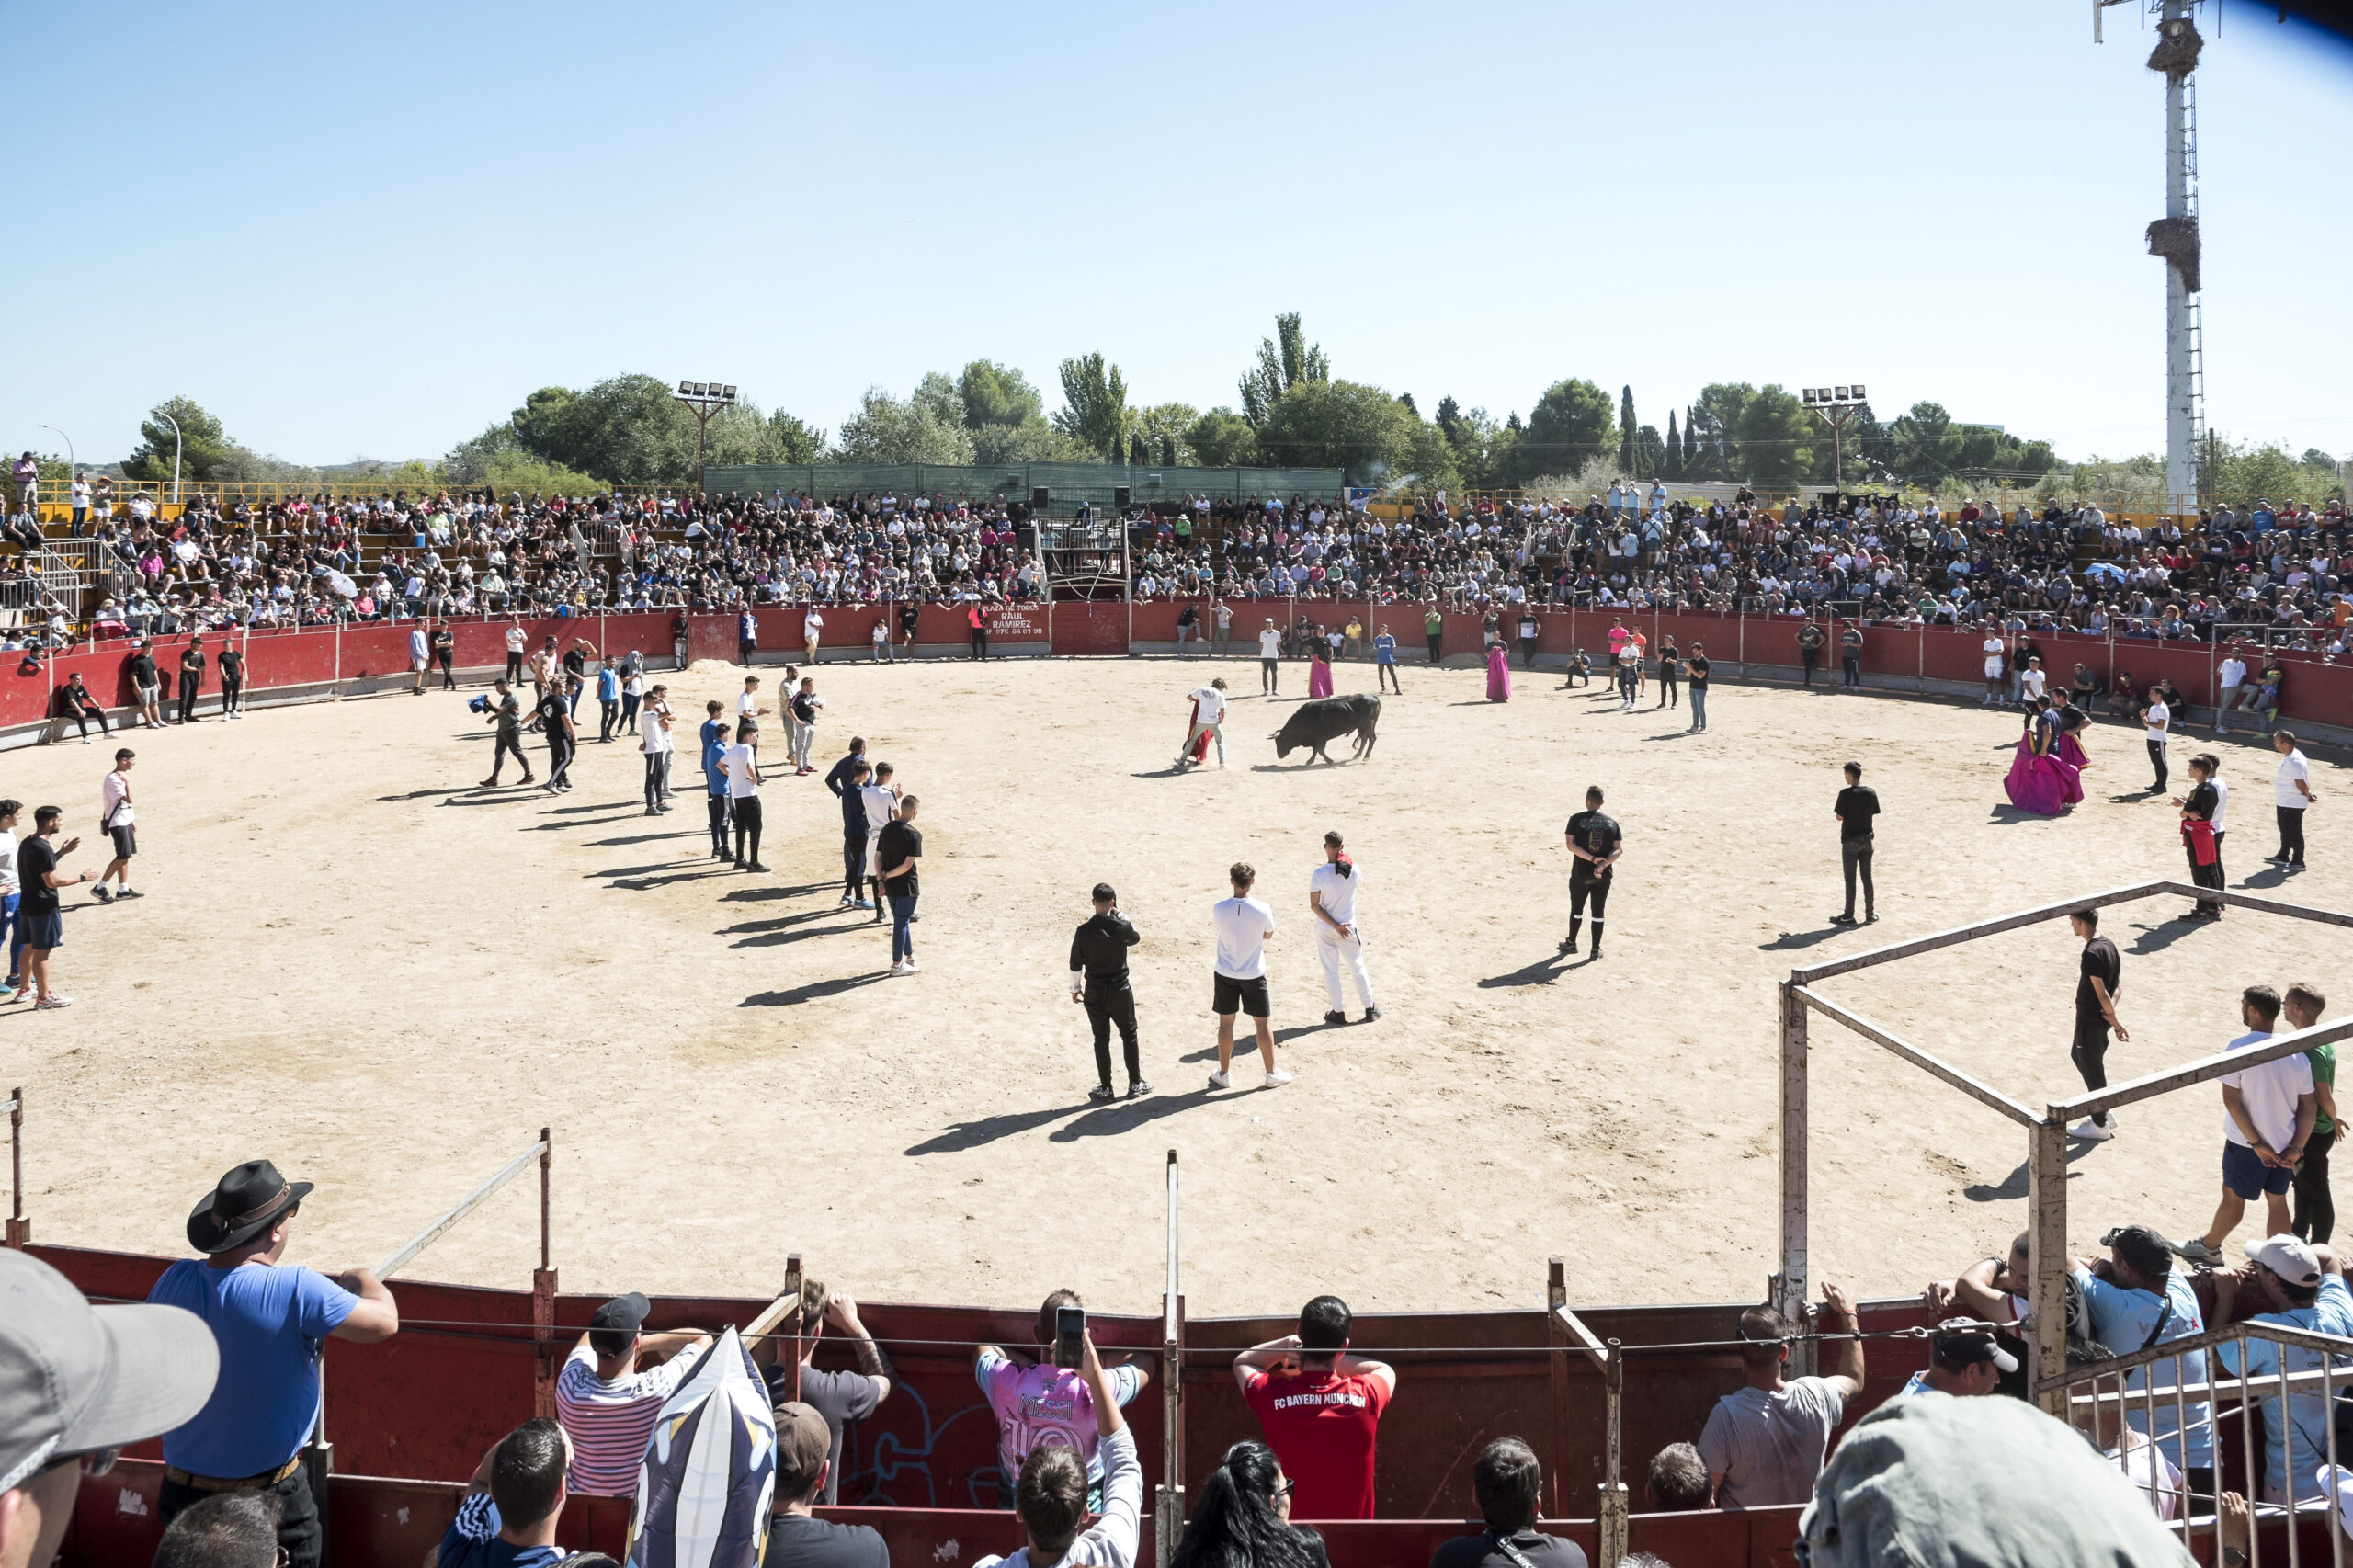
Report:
1174,679,1228,771
1309,830,1378,1026
1210,863,1290,1092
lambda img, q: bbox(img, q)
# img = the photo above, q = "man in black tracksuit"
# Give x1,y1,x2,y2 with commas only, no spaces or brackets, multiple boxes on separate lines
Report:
824,739,873,908
1070,883,1149,1101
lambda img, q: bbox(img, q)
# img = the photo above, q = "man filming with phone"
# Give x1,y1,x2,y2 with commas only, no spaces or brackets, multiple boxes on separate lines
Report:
1071,883,1150,1102
972,1327,1141,1568
975,1291,1152,1513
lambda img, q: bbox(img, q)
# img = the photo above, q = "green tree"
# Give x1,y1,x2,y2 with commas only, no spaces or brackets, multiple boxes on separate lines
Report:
1515,380,1616,483
1130,402,1201,465
766,409,827,464
1636,425,1665,480
1662,410,1682,481
121,396,238,483
836,381,976,464
1617,386,1638,473
1052,353,1130,460
1253,380,1415,480
1397,392,1419,418
1687,385,1755,483
1401,417,1462,493
957,360,1045,430
1238,312,1329,429
1185,408,1256,467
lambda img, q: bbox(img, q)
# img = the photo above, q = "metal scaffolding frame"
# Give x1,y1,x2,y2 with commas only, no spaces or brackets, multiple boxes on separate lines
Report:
1778,880,2353,1414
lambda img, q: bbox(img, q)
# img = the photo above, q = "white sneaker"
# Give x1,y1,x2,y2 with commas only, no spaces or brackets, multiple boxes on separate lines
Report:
1263,1068,1294,1087
2069,1116,2117,1142
1207,1069,1233,1090
888,960,911,975
904,957,919,971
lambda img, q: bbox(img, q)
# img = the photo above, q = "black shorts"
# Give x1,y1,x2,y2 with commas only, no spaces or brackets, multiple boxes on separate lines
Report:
1212,973,1270,1018
21,911,61,949
110,825,137,859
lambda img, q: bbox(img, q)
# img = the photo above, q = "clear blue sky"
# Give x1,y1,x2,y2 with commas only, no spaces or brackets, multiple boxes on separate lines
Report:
7,0,2349,470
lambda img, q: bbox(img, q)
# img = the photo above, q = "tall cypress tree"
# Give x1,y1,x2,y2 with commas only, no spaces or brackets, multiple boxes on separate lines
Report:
1663,411,1682,481
1684,405,1702,478
1618,386,1638,472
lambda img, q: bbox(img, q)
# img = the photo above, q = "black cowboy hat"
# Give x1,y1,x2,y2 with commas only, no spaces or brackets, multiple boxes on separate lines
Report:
187,1160,313,1255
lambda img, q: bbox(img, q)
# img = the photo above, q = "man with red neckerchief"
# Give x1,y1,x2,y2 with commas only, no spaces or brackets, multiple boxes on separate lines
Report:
1233,1295,1395,1519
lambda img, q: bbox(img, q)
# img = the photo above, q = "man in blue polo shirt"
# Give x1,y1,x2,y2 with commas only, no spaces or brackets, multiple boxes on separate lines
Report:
147,1159,400,1568
700,699,733,861
2214,1234,2353,1505
1372,624,1400,695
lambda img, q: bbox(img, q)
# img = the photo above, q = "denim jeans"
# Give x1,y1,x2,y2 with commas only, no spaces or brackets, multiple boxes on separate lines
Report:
1688,687,1709,729
890,894,917,963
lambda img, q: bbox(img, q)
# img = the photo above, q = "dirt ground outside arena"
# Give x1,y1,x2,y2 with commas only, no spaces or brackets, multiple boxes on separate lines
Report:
2,653,2347,1320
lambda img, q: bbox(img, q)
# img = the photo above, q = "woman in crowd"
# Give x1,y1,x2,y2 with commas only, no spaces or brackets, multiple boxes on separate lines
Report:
1169,1442,1327,1568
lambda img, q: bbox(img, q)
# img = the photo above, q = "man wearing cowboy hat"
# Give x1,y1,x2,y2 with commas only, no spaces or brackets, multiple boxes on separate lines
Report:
0,1249,219,1568
145,1159,399,1568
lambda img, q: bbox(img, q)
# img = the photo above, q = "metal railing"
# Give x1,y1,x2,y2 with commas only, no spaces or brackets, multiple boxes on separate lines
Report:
1158,1152,1185,1568
2052,1315,2353,1565
1547,1258,1629,1568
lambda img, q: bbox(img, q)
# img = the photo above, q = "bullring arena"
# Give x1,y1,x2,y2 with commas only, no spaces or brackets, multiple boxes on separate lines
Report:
13,608,2353,1562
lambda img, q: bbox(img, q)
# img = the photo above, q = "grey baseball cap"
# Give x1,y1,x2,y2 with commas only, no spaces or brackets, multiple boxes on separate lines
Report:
0,1250,219,1493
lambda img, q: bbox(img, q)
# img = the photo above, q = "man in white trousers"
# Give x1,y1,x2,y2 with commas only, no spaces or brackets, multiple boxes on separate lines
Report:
1309,830,1380,1027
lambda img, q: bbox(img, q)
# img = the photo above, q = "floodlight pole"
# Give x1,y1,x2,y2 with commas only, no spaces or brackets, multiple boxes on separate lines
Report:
669,382,738,499
1799,387,1867,491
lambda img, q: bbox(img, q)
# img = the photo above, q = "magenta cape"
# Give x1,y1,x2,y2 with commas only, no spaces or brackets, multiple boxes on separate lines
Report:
1486,643,1512,701
1308,659,1334,699
2004,733,2078,815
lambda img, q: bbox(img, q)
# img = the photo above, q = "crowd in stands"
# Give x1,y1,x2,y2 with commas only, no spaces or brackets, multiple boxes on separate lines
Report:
1134,485,2353,649
19,1137,2353,1568
9,472,2348,650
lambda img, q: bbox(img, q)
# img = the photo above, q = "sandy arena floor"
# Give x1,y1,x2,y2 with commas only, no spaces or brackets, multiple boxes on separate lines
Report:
3,654,2347,1320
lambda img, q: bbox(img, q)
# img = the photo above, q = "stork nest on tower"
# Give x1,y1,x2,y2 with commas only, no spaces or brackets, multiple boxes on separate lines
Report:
2146,21,2203,78
2145,216,2202,294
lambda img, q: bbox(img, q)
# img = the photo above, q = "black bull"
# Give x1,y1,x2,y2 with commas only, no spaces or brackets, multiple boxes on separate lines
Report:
1272,694,1381,765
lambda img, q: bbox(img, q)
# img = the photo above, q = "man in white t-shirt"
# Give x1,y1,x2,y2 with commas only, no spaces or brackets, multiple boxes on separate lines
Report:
722,723,767,872
503,624,527,685
1175,679,1228,771
2271,729,2313,870
2185,985,2318,1264
1308,830,1378,1027
2216,652,2249,733
860,763,902,922
640,684,675,817
0,801,20,998
1978,631,2006,707
1210,862,1290,1092
2018,656,2046,705
1257,620,1282,696
408,625,430,695
2143,692,2171,793
97,749,139,902
803,608,824,666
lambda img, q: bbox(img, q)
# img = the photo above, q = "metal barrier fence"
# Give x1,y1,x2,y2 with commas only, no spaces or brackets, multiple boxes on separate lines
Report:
2059,1315,2353,1565
704,461,1347,511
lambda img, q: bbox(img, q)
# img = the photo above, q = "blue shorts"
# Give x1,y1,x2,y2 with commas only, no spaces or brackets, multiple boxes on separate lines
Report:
2224,1139,2294,1199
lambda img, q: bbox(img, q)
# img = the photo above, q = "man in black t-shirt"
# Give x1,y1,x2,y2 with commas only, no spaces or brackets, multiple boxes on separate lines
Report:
1561,786,1622,959
1839,620,1864,688
481,679,533,788
128,640,164,730
216,642,244,718
879,798,924,974
1797,619,1825,687
897,600,921,653
1686,642,1711,733
768,1402,889,1568
1429,1437,1589,1568
17,805,94,1009
176,637,206,724
1831,762,1880,926
537,681,576,793
2066,908,2129,1142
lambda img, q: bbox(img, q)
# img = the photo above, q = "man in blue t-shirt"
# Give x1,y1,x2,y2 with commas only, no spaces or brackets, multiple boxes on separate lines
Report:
1372,624,1400,695
824,739,874,908
438,1418,574,1568
147,1159,400,1568
699,699,733,861
2070,1224,2212,1500
2215,1234,2353,1505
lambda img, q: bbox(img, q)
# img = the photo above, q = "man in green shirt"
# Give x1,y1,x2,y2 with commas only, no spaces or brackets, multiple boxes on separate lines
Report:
1424,607,1445,666
2290,983,2336,1244
481,678,533,788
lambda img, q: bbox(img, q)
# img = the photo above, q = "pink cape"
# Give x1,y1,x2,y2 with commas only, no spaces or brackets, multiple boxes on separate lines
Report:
1308,659,1334,699
1486,643,1513,702
2004,733,2073,815
2056,732,2089,804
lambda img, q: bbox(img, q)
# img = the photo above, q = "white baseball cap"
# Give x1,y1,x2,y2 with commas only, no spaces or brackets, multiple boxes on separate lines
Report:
2246,1233,2325,1287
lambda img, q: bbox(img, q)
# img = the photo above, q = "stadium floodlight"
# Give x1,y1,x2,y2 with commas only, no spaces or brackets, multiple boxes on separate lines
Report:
671,377,741,494
1796,380,1868,486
